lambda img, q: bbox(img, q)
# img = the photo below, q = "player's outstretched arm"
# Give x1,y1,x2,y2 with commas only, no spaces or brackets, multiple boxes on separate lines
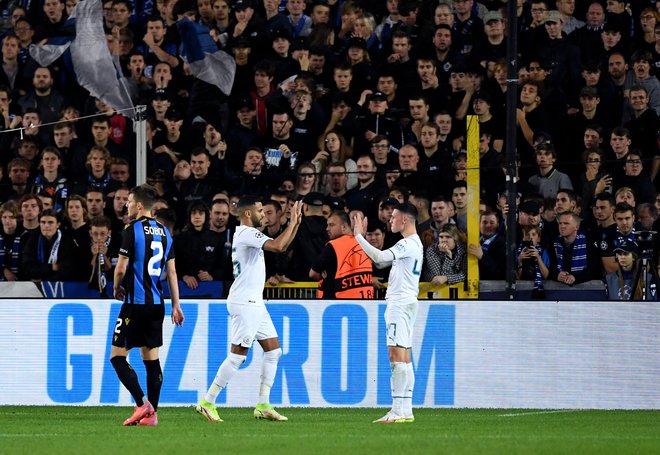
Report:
166,258,184,326
264,200,303,253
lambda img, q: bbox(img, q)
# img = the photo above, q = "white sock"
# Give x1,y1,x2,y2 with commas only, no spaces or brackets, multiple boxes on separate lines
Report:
403,362,415,416
205,352,246,404
390,362,407,415
258,348,282,404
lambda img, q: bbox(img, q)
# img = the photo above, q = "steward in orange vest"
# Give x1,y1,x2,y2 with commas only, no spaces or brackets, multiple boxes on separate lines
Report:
310,210,373,299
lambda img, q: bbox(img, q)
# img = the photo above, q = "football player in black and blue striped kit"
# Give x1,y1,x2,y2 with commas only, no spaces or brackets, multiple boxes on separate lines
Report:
111,184,184,426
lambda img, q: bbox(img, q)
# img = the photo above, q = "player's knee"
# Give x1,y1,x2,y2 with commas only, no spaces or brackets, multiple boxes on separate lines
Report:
110,355,128,370
390,362,406,374
228,352,247,369
265,348,282,361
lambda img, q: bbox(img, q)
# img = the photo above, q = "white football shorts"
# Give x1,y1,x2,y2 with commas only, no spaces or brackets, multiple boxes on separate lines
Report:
384,301,418,348
228,303,278,348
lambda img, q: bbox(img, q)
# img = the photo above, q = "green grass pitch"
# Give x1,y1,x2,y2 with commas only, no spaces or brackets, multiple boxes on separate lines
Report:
1,407,659,454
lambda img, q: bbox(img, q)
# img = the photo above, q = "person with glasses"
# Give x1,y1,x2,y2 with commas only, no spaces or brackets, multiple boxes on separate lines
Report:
13,16,33,63
616,150,656,205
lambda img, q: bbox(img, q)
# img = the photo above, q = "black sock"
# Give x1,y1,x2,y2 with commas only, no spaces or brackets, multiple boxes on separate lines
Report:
144,359,163,411
110,356,145,406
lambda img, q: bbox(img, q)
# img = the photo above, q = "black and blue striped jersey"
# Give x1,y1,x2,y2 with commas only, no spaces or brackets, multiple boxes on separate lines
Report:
119,216,174,305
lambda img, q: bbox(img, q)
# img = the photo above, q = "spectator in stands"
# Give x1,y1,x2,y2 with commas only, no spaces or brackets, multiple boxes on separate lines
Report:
557,0,584,35
345,154,386,219
625,51,660,118
85,187,106,218
178,148,216,208
224,146,282,197
109,186,129,234
31,147,68,212
292,162,317,198
87,215,118,294
153,107,191,162
527,142,573,200
313,130,357,190
421,196,456,247
624,85,660,180
422,223,467,286
636,203,657,231
601,202,638,273
1,157,32,202
18,193,41,234
468,209,506,280
606,240,656,301
21,208,73,281
72,146,113,196
262,199,292,285
364,220,390,292
0,201,21,281
616,150,656,205
451,181,468,233
548,211,598,285
208,197,233,263
175,201,225,289
516,225,550,297
18,66,65,128
322,161,349,199
577,148,610,215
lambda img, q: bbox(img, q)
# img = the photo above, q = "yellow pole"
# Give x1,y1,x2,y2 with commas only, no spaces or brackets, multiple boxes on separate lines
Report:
465,115,480,298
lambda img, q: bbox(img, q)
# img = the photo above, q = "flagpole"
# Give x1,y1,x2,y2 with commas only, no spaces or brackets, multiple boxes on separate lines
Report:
134,105,147,185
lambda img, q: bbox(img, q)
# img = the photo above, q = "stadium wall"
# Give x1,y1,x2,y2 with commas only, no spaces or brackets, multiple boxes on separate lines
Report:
1,299,659,409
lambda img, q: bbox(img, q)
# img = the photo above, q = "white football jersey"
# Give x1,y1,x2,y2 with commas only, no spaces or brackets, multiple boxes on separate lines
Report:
227,225,271,306
385,234,423,305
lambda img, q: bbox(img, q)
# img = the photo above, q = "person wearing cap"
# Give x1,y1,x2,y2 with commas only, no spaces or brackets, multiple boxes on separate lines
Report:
354,89,399,153
269,28,300,84
230,36,253,93
536,10,581,102
227,0,268,59
310,209,373,299
345,36,377,94
288,191,328,281
469,10,506,76
605,240,656,300
153,106,191,161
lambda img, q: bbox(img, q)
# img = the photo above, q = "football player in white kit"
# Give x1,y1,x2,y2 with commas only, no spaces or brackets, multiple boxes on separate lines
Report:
353,202,423,423
196,196,303,422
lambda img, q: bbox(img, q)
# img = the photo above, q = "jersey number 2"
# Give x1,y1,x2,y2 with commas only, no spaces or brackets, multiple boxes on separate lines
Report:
147,241,163,277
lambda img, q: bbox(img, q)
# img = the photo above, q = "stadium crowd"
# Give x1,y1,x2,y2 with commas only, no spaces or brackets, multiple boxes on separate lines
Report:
0,0,658,299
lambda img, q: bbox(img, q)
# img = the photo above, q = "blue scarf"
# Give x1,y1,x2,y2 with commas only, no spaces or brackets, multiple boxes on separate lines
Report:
481,233,498,254
517,243,545,290
554,231,588,274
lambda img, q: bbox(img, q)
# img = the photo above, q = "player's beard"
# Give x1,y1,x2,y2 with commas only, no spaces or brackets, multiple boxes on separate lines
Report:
252,213,262,228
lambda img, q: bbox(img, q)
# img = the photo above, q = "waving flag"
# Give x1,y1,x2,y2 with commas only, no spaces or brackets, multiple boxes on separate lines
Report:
29,0,135,119
177,17,236,96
